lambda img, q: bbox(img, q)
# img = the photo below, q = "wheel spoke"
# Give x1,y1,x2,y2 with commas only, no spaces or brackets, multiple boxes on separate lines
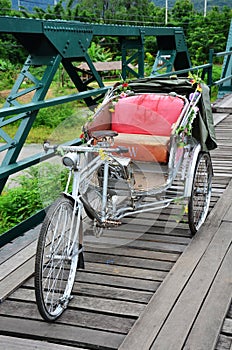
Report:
35,197,81,321
188,153,212,234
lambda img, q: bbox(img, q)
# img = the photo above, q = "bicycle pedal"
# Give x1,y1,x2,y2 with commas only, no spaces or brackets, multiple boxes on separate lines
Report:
103,219,122,227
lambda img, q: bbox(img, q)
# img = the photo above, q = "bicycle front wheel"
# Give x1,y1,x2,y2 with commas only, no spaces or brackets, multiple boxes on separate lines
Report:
34,196,82,321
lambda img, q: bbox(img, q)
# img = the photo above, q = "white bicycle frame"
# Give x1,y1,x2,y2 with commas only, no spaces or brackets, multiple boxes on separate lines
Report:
43,89,202,228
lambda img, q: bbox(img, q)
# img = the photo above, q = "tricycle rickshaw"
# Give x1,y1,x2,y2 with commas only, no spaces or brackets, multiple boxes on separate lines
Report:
34,76,217,321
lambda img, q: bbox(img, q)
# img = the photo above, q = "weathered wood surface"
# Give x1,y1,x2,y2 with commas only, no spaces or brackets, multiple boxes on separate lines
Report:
0,335,87,350
213,95,232,113
119,113,232,349
119,182,232,350
0,212,188,349
0,108,231,349
0,225,40,302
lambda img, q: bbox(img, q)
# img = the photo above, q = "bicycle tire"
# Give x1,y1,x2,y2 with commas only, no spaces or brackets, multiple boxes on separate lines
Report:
34,196,82,321
188,152,213,235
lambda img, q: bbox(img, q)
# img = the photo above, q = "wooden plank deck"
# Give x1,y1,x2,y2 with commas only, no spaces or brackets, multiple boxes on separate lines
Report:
119,181,232,350
0,105,231,349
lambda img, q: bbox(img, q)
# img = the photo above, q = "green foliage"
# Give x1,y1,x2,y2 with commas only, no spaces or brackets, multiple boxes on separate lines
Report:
0,163,69,234
0,59,20,89
0,1,27,64
184,6,232,64
88,42,112,62
0,0,11,15
0,35,26,65
34,103,75,128
171,0,194,23
153,0,232,10
0,58,15,71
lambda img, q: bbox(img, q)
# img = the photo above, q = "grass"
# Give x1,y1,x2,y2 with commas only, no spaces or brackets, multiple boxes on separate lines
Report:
3,120,85,144
1,99,94,144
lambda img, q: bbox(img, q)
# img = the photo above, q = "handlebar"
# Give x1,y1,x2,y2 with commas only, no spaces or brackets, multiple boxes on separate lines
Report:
43,142,58,152
43,142,129,155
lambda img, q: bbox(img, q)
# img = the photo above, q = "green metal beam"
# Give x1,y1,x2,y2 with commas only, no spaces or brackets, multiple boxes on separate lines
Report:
0,16,184,36
0,53,63,191
218,20,232,98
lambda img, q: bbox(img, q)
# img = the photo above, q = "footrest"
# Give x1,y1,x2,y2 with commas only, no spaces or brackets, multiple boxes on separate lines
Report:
91,130,118,139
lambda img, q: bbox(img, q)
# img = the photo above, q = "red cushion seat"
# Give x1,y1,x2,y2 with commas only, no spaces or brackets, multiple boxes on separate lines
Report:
112,94,184,136
87,93,185,163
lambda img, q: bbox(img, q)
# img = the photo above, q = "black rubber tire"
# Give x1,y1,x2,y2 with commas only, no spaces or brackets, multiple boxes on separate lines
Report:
34,196,81,321
188,152,213,235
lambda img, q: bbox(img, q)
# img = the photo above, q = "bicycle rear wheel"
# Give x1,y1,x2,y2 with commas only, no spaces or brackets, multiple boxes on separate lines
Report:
188,152,213,235
34,196,82,321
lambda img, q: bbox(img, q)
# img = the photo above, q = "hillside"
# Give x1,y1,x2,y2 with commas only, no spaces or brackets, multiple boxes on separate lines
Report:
153,0,232,10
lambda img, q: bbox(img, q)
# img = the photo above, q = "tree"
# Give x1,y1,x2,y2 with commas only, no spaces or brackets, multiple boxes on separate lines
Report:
171,0,194,23
186,5,232,64
0,0,11,15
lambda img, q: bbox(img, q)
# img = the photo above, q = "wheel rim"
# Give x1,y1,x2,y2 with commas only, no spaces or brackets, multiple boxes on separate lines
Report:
41,201,78,317
190,153,212,231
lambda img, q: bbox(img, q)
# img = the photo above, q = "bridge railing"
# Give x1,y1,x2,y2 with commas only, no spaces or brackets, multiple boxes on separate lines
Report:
153,47,232,99
152,63,212,85
209,48,232,97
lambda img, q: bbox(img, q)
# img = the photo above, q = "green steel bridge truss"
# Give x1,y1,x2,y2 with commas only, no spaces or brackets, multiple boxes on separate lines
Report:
0,16,231,244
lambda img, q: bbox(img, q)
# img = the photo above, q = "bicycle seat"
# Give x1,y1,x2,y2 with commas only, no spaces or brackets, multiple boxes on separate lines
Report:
91,130,118,139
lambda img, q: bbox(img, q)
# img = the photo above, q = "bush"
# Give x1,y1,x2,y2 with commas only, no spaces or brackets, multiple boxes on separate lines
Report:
0,162,69,234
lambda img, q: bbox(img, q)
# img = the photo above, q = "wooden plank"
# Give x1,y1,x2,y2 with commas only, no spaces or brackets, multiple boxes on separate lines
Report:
228,305,232,318
83,252,174,271
183,245,232,350
9,288,146,317
23,278,153,303
215,334,232,350
84,262,167,281
149,222,232,350
0,300,135,334
0,316,125,349
222,318,232,335
123,218,189,232
75,271,160,291
213,113,230,126
0,240,36,281
99,229,191,245
0,226,38,264
224,202,232,222
84,234,187,253
207,180,232,226
0,256,34,302
85,245,180,262
213,96,232,113
118,180,232,350
0,335,88,350
0,243,164,303
128,239,186,253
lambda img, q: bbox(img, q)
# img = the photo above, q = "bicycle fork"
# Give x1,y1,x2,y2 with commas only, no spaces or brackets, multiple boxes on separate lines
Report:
101,160,109,222
66,168,84,268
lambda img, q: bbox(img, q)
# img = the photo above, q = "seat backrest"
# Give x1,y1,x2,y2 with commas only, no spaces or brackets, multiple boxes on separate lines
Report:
112,93,185,136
